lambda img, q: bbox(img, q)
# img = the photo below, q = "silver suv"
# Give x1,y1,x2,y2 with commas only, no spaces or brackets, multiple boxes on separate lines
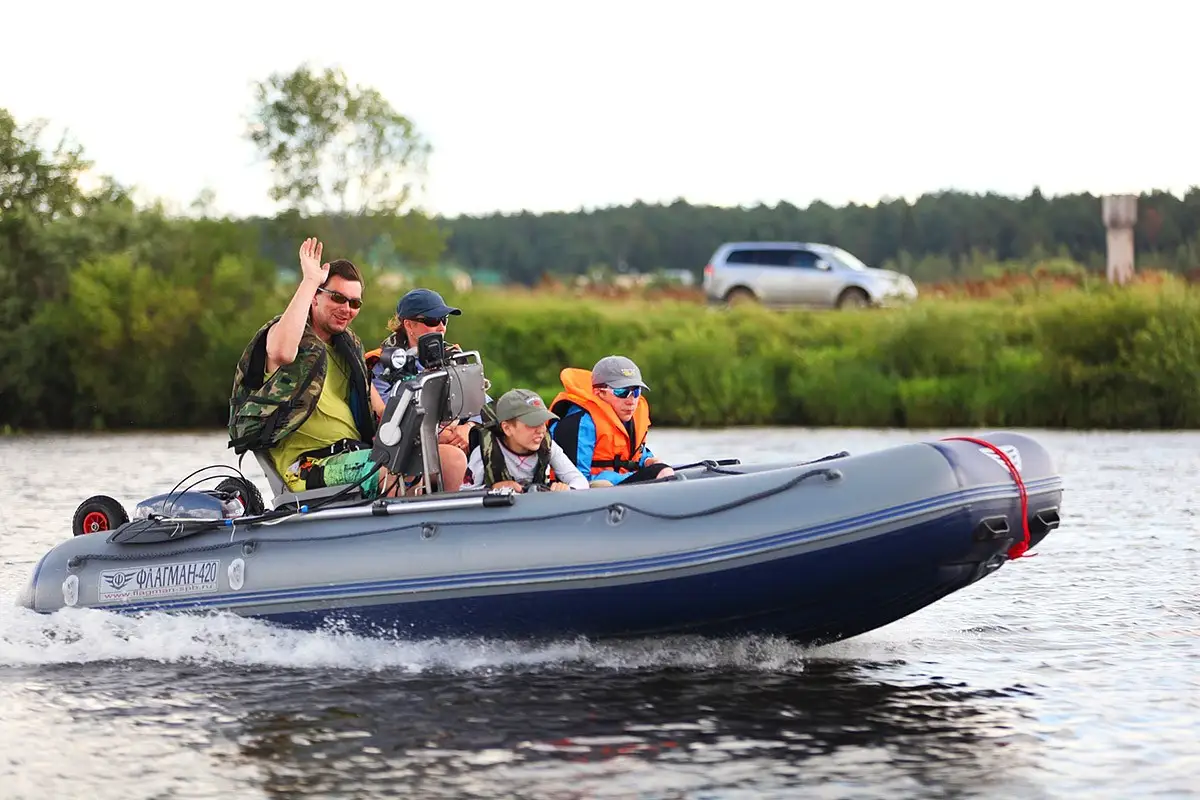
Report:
702,242,918,309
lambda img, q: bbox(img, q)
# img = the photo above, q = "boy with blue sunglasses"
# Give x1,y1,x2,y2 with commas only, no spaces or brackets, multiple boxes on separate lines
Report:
549,355,675,486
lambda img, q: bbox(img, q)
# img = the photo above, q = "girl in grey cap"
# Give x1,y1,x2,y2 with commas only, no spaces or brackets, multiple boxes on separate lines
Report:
460,389,589,492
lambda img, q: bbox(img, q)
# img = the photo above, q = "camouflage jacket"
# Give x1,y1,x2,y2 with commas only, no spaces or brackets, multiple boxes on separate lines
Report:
227,315,377,455
479,425,551,488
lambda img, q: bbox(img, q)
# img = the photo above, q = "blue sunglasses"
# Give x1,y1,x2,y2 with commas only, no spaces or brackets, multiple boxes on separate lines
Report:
607,386,642,399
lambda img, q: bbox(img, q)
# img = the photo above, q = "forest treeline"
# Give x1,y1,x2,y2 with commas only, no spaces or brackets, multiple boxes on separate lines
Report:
435,189,1200,285
222,188,1200,287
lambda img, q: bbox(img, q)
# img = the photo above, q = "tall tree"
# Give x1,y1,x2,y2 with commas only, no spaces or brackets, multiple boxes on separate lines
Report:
0,108,100,426
247,64,431,217
0,109,93,314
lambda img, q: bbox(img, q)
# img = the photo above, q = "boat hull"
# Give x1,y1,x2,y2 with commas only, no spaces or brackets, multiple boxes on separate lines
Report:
18,432,1063,646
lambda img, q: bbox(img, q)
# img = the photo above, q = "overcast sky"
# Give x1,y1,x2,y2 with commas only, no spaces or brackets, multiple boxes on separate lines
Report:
5,0,1197,218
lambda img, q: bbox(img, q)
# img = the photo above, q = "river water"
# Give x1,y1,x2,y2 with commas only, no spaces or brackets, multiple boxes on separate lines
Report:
0,428,1196,798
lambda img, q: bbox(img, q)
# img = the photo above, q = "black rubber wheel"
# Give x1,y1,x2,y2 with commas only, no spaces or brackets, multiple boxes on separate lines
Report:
724,287,758,306
836,287,870,310
72,495,129,537
215,477,266,516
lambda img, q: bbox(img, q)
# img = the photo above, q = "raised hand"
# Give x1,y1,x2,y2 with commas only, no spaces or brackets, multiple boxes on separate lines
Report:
299,237,329,285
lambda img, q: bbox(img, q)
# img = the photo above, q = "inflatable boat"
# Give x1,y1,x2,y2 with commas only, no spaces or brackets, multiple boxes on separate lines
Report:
16,342,1064,646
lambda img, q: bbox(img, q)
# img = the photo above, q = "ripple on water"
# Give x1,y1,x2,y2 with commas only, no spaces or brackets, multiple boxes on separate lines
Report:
1,428,1198,798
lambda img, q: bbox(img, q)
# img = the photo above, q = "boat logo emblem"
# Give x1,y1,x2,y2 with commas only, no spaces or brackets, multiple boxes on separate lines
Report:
979,445,1022,472
103,570,138,590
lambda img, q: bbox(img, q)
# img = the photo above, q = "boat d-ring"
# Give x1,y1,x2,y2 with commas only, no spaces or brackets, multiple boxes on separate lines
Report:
421,522,439,541
607,505,626,526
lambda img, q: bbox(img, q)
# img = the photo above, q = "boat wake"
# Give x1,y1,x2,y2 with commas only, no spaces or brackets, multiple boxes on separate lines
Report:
0,600,837,674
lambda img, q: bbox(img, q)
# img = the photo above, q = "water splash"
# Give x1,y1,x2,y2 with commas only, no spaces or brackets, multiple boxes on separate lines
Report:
0,603,828,674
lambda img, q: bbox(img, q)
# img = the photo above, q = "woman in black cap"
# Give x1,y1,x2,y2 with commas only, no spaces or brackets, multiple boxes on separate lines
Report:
365,287,469,490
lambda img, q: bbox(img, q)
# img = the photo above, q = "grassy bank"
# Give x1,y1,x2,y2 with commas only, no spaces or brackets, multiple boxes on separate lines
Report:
7,273,1200,432
444,278,1200,429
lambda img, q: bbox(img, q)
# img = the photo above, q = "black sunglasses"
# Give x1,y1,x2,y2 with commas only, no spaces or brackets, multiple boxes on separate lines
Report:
412,316,448,327
317,287,363,310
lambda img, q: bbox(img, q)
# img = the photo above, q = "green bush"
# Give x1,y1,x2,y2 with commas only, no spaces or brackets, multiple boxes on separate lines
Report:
10,264,1200,431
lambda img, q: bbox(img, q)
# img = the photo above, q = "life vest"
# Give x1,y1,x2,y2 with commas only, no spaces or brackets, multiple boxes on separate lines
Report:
227,315,376,456
550,368,651,476
478,425,552,488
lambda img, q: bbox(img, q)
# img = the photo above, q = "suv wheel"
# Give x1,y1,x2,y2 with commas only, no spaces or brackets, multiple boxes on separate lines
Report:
724,287,757,306
836,288,870,310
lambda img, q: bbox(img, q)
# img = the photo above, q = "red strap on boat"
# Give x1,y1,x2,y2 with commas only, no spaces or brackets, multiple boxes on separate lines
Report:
942,436,1032,560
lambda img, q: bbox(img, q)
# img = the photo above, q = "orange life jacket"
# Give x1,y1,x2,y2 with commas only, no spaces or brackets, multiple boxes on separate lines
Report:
550,368,651,476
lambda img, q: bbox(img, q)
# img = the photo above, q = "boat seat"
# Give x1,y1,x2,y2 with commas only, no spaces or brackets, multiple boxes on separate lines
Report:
252,449,364,509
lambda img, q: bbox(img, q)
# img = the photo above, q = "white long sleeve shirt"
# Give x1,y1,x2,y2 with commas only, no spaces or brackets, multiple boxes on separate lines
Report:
461,438,590,491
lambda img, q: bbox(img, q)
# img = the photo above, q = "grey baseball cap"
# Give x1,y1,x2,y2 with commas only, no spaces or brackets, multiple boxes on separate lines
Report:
590,355,649,391
495,389,558,426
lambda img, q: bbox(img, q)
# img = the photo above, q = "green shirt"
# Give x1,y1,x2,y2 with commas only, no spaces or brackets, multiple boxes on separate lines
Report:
268,342,360,490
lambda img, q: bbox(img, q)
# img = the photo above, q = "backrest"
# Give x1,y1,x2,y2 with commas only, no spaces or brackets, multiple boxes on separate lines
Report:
254,450,287,497
251,449,363,509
